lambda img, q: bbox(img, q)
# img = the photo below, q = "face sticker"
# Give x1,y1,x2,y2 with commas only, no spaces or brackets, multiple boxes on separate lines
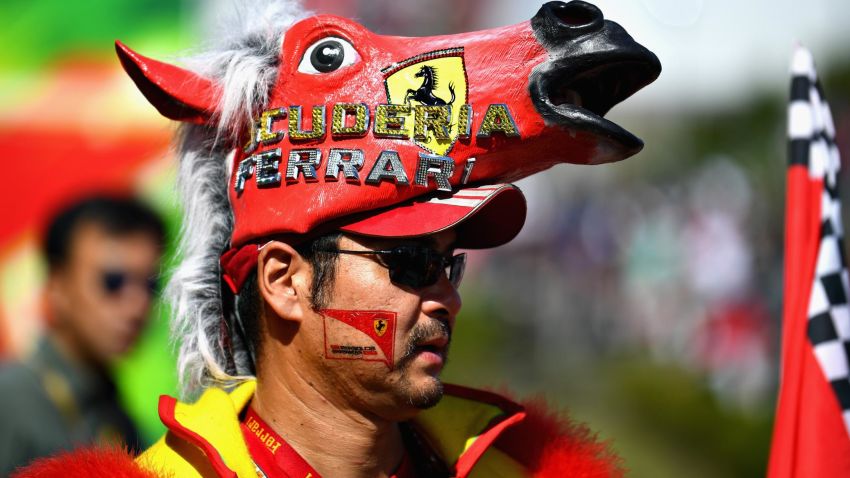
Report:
320,309,396,368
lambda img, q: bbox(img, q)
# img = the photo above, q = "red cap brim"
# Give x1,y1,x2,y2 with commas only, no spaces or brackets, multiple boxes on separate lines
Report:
221,184,526,293
339,184,526,249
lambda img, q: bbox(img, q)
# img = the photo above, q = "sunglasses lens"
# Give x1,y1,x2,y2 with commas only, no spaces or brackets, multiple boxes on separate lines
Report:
386,246,432,289
102,271,126,294
384,246,462,289
449,253,466,288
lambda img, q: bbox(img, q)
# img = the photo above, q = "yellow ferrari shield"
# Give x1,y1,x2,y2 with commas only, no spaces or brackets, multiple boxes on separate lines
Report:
383,48,468,155
373,319,388,337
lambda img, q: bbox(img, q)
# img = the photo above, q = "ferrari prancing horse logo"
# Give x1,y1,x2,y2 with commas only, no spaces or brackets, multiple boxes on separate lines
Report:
383,48,469,156
374,319,388,337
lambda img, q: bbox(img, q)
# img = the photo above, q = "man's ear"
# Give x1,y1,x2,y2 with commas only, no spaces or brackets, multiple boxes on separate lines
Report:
257,241,312,323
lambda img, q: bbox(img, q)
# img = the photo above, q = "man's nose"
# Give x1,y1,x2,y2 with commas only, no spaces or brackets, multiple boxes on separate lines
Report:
119,281,155,315
421,276,462,326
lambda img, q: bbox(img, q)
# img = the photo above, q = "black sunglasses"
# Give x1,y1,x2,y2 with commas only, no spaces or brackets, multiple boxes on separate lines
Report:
318,245,466,289
101,270,160,297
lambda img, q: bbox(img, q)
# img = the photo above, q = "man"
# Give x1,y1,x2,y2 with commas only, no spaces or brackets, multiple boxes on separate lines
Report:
17,1,659,476
0,195,165,475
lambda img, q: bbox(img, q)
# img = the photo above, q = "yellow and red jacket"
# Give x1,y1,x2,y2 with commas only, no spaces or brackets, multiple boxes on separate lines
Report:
15,380,623,478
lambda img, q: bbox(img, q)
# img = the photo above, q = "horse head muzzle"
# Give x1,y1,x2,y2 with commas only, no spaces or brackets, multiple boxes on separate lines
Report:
530,1,662,161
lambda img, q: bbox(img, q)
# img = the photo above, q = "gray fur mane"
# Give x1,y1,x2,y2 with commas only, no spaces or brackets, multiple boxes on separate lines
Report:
166,0,309,398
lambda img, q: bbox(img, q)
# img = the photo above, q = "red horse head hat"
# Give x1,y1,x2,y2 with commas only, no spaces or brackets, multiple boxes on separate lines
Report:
117,0,659,393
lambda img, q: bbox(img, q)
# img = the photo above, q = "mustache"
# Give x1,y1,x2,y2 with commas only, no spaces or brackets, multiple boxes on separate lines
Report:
397,319,451,367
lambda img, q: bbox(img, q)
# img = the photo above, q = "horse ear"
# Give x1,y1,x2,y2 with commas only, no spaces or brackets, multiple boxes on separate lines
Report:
115,40,220,124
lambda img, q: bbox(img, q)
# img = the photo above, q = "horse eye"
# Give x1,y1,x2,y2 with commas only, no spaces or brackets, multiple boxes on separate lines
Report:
298,37,359,74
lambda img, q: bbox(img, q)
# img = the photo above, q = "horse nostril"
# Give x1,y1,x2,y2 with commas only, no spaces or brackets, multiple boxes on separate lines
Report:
553,1,602,27
537,1,604,39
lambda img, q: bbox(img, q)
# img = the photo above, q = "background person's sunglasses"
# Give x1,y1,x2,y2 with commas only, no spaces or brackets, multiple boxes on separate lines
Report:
319,245,466,289
101,270,160,297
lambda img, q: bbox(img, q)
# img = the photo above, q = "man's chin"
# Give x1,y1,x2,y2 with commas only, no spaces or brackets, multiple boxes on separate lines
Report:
404,377,445,409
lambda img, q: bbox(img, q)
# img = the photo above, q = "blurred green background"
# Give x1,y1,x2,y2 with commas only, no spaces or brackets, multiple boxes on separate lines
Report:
1,1,849,476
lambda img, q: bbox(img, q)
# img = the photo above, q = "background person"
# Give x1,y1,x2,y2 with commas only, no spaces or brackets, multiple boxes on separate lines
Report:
0,195,165,475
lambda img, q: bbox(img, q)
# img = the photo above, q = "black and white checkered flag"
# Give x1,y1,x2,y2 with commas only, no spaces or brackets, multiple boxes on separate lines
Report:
770,46,850,477
789,47,850,430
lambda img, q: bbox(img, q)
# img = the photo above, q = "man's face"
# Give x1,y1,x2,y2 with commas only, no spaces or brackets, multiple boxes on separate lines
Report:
301,230,462,420
49,222,161,364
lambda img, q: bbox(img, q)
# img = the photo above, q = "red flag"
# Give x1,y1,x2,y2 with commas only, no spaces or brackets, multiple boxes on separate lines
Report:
769,46,850,477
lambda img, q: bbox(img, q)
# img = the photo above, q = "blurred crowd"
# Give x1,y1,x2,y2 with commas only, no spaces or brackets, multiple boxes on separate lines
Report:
467,157,781,411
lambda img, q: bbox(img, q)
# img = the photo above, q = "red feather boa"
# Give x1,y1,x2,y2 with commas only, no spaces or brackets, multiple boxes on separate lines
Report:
496,397,624,477
12,397,623,478
11,446,162,478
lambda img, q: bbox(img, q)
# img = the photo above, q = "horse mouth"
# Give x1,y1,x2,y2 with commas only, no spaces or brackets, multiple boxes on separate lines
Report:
531,52,661,156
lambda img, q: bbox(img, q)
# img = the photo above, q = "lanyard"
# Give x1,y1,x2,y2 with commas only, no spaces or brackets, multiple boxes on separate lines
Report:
241,407,320,478
241,407,422,478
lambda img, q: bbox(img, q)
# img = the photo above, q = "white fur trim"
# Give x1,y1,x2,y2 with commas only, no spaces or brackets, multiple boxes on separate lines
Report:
166,0,309,397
